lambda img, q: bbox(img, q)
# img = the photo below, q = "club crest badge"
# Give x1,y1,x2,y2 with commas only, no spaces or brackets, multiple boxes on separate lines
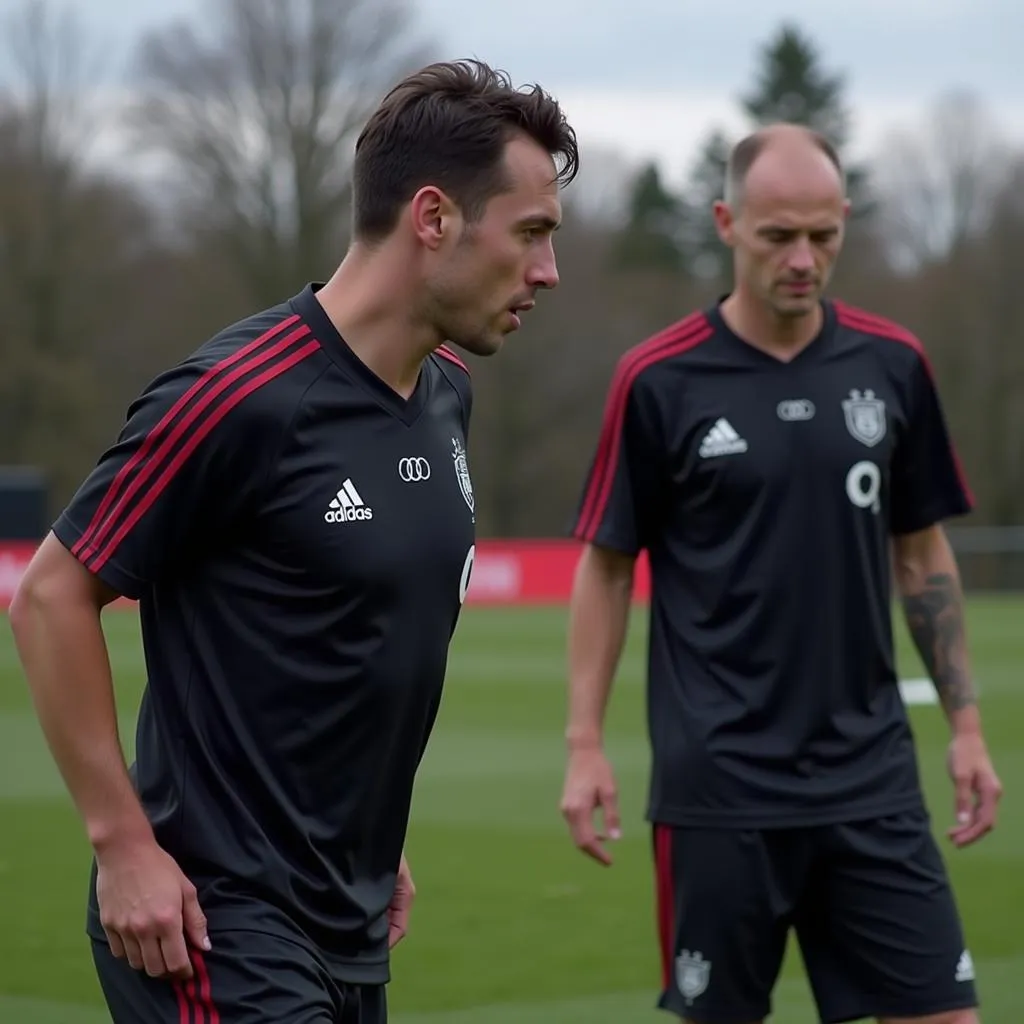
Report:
675,950,711,1001
451,436,474,514
842,389,886,447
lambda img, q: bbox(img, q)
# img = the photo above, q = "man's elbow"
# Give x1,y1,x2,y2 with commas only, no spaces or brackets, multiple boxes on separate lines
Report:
577,542,636,595
9,534,109,637
892,524,956,591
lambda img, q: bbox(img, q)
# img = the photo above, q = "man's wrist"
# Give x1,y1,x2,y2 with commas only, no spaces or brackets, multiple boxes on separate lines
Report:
947,702,983,738
87,807,154,855
566,728,603,751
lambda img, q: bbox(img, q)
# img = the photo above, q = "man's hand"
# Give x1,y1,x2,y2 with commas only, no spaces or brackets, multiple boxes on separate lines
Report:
96,838,210,981
388,854,416,949
560,746,622,866
946,731,1002,848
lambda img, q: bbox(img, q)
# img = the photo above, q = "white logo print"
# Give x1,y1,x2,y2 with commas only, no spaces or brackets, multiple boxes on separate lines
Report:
956,950,975,983
398,457,431,482
698,418,748,458
846,461,881,513
777,399,815,421
675,950,711,1002
324,478,373,523
459,545,475,605
452,436,474,513
843,389,887,447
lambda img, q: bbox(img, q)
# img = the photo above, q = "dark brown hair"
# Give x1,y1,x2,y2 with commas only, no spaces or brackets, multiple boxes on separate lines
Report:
725,124,845,205
352,59,579,242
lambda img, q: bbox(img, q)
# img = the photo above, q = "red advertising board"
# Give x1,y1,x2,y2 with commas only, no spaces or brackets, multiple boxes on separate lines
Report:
0,539,651,609
464,539,651,604
0,541,35,609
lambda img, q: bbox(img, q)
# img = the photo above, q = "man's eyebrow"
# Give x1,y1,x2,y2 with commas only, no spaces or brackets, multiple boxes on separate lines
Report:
520,215,561,231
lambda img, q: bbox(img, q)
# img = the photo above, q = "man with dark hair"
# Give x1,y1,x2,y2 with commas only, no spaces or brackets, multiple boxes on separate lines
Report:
560,123,1000,1024
10,59,577,1024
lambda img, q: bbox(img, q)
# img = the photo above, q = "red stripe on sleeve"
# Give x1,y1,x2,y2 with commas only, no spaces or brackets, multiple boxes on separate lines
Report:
834,302,924,354
435,345,470,374
835,303,975,506
89,338,321,574
72,314,302,563
191,950,221,1024
574,315,712,543
77,324,312,569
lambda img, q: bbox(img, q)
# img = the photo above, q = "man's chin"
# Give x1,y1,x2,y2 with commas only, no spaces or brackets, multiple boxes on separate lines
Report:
772,294,820,319
451,334,506,358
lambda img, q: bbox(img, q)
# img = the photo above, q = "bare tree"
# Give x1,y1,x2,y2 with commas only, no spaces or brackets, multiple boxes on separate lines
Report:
0,0,104,357
0,1,161,506
874,91,1011,268
127,0,434,306
3,0,104,163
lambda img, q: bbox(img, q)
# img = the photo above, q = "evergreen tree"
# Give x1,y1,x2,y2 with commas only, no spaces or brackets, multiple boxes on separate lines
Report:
740,23,873,217
678,127,732,283
610,161,684,272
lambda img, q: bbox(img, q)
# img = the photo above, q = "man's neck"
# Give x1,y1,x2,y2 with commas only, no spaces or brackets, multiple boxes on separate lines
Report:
720,287,823,362
315,248,440,399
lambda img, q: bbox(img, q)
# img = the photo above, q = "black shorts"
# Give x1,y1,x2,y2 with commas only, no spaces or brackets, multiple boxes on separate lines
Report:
92,929,387,1024
653,810,979,1023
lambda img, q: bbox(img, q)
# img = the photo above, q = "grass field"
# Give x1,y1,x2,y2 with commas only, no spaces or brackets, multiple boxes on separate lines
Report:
1,598,1022,1023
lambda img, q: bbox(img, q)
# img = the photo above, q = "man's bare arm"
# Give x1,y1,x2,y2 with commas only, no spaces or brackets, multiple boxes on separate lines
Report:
892,525,979,733
565,543,636,751
8,532,153,851
893,524,1002,845
560,543,636,864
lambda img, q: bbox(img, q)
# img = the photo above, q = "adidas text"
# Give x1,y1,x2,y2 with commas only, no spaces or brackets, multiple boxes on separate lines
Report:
325,479,372,524
325,506,373,523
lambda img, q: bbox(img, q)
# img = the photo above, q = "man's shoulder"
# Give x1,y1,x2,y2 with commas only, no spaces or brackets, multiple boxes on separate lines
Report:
427,345,472,427
831,300,929,371
428,344,472,392
614,309,718,393
138,301,329,438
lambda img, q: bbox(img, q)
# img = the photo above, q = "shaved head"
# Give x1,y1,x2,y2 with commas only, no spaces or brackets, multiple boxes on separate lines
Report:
712,122,851,326
723,124,846,210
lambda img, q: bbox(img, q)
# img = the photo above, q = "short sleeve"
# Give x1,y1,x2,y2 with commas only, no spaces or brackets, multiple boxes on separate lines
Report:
53,361,279,598
889,353,974,536
571,368,663,555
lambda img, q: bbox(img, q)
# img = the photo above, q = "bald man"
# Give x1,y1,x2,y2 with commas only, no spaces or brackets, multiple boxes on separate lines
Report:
560,123,1000,1024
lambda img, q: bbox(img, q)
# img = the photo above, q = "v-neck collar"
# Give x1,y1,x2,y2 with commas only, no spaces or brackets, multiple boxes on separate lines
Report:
290,282,430,426
708,295,837,369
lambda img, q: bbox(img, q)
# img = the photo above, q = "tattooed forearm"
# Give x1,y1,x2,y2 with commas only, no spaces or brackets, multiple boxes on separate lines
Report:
901,572,976,712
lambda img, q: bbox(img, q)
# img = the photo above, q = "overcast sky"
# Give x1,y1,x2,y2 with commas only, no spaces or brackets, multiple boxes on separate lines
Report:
3,0,1021,187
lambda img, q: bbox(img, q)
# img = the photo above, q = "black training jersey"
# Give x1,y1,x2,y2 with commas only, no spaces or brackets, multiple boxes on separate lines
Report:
54,284,476,981
571,299,973,829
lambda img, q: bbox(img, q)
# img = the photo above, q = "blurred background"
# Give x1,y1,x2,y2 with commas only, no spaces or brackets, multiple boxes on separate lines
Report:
1,1,1022,1022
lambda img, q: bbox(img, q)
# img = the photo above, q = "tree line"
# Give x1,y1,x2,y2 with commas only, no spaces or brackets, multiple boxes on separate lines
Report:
2,0,1022,537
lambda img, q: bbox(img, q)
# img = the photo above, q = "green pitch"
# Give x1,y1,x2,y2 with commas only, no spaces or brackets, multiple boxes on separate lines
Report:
1,598,1021,1023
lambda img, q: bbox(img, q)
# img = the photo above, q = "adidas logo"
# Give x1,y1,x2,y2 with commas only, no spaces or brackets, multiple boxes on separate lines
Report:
955,950,975,983
699,418,748,458
324,478,373,523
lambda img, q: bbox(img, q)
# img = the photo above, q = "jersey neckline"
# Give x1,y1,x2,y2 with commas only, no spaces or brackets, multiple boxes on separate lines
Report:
707,296,838,368
290,283,431,426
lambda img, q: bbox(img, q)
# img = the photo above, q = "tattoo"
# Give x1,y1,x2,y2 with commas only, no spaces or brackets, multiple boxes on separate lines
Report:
901,573,976,712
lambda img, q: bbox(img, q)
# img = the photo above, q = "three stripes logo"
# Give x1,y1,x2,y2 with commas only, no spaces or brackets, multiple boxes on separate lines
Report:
324,478,373,523
70,313,321,575
172,949,220,1024
698,417,748,459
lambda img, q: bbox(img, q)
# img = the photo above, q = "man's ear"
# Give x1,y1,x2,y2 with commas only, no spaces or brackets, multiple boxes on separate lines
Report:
409,186,460,251
712,199,736,248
